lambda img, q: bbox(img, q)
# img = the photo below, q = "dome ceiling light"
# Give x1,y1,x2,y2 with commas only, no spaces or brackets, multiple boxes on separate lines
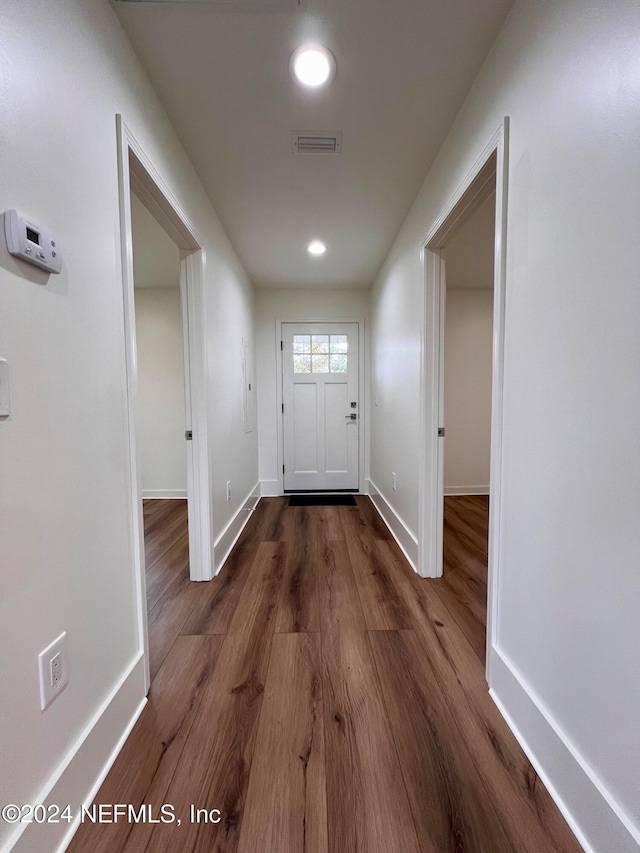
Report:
290,46,336,88
307,240,327,256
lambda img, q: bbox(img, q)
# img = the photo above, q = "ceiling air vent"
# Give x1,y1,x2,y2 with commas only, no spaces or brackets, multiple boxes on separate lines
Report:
114,0,305,10
292,131,343,155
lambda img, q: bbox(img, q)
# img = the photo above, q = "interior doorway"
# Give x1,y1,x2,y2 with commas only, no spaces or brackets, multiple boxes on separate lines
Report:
131,193,188,503
130,192,191,676
437,191,495,663
116,116,212,691
419,119,508,681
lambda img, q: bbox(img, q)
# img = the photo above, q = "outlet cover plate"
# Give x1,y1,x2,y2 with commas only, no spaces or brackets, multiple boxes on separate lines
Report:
38,632,68,710
0,359,10,418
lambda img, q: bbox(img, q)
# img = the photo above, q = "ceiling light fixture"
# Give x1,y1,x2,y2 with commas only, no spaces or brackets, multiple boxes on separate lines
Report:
307,240,327,255
290,46,336,88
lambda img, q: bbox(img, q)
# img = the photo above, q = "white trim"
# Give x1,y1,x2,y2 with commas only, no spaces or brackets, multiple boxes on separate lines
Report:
418,250,444,581
485,119,509,686
418,119,509,691
490,647,640,853
443,486,490,496
142,489,188,500
366,479,419,571
436,262,446,574
116,116,214,688
7,654,146,853
275,316,367,496
182,249,214,581
213,483,261,573
260,479,280,497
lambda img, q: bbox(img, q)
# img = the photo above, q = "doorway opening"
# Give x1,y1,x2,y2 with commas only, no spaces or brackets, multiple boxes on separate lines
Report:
438,191,495,664
130,192,191,679
418,119,508,683
116,116,212,691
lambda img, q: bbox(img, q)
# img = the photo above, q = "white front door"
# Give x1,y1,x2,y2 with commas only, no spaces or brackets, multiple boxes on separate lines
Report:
282,323,359,491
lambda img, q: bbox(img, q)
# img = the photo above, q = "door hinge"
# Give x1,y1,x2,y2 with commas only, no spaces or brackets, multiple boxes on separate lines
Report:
185,430,193,441
282,403,284,413
280,340,283,351
438,427,445,437
282,464,285,474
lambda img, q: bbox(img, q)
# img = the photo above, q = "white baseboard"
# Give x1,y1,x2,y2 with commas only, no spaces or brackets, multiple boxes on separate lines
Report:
260,479,280,497
490,646,640,853
7,653,146,853
142,489,188,499
444,485,490,496
366,479,419,571
213,482,261,574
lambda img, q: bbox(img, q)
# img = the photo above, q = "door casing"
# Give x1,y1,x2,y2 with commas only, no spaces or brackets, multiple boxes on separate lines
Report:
418,118,509,686
116,116,213,693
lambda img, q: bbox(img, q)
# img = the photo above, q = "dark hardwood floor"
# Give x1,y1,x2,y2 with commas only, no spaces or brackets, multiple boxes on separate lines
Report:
69,496,580,853
438,494,490,664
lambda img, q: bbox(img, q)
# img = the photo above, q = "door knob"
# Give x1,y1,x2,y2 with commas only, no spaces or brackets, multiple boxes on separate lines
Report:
345,413,357,420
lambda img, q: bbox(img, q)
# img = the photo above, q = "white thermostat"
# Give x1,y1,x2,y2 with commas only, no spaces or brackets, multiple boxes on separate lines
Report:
4,210,63,274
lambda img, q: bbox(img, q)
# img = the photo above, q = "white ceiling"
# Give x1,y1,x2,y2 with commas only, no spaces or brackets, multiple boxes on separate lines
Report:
444,191,496,290
131,192,181,288
114,0,512,289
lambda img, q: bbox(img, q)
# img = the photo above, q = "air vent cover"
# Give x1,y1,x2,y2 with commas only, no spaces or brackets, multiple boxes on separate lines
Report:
114,0,305,9
292,131,343,155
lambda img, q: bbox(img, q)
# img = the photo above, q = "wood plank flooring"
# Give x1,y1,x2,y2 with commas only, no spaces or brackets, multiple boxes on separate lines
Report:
69,496,580,853
437,494,490,664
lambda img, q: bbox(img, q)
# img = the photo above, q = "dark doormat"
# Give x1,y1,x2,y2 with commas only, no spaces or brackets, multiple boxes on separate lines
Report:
288,494,357,507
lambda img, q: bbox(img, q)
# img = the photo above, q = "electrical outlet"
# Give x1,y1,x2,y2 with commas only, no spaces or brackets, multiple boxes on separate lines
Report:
226,480,231,502
50,652,62,686
392,472,397,490
38,632,68,711
0,359,10,418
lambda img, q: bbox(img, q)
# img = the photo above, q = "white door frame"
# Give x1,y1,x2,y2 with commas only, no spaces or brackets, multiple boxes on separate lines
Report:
116,116,213,692
418,118,509,683
275,317,366,495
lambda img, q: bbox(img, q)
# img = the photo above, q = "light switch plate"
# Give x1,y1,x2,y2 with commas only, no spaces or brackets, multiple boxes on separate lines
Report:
0,359,10,418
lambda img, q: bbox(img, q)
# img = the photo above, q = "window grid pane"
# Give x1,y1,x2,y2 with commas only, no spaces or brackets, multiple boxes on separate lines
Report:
330,354,348,373
292,334,349,372
293,335,311,354
312,353,330,373
330,335,348,354
293,354,311,373
311,335,329,354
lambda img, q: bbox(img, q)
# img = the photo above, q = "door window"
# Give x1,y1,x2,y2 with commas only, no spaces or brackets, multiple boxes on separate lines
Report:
293,334,348,374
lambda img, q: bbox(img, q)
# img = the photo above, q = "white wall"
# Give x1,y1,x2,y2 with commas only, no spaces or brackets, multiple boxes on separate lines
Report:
370,1,640,850
442,191,495,494
135,288,187,497
444,191,496,291
131,191,181,289
443,289,493,493
255,288,369,494
0,2,256,850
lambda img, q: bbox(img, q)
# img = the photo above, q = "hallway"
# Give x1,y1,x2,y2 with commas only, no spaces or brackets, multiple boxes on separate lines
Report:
69,497,578,852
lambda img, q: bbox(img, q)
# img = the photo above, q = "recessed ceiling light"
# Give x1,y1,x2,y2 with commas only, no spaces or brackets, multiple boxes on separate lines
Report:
290,46,336,88
307,240,327,255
